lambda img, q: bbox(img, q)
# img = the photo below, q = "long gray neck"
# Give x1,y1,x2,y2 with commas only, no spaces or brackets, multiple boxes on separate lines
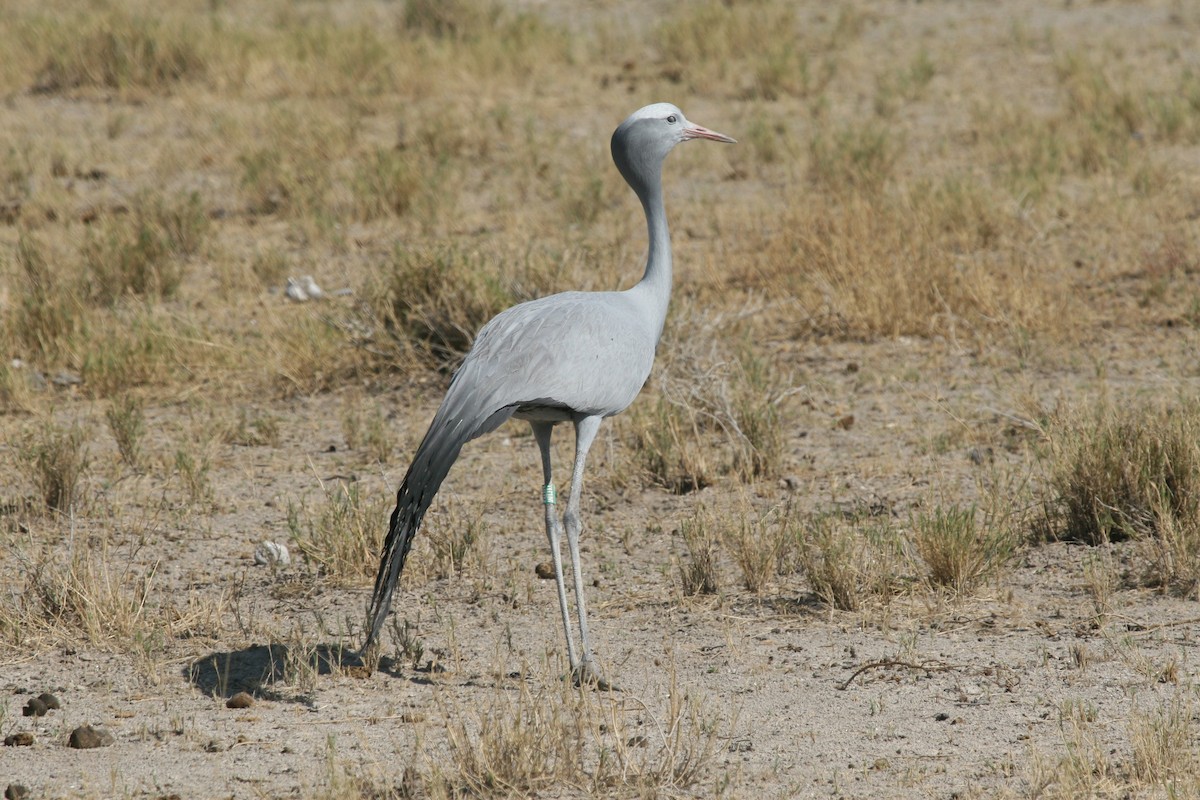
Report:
632,169,672,339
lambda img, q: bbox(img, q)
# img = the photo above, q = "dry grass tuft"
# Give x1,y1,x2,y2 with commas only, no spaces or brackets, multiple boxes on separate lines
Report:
105,393,146,469
351,148,424,221
732,185,1063,343
808,120,902,195
289,480,387,586
796,512,907,611
4,201,208,398
627,315,792,491
401,0,504,40
1028,699,1121,798
425,504,491,581
223,408,282,448
1081,550,1119,626
1041,401,1200,594
266,311,368,398
18,417,91,514
437,679,594,796
678,508,721,596
431,662,719,796
366,244,557,370
5,542,157,648
724,344,790,482
626,393,712,496
724,502,795,594
910,504,1016,594
237,128,338,228
340,397,394,463
656,1,817,100
1130,700,1199,788
1029,696,1200,798
397,0,572,79
33,10,210,94
975,51,1200,200
8,235,87,368
172,446,212,509
80,309,184,398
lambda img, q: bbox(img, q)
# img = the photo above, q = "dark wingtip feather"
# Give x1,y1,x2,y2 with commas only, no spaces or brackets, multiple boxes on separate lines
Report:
359,399,488,654
363,501,410,651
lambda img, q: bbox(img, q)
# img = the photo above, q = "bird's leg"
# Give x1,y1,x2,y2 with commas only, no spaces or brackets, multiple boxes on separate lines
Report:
531,421,579,671
565,415,615,690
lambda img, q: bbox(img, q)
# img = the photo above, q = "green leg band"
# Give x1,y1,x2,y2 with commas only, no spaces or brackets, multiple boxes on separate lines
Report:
543,483,557,506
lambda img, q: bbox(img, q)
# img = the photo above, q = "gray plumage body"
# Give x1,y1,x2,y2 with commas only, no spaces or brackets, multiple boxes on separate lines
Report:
365,103,734,686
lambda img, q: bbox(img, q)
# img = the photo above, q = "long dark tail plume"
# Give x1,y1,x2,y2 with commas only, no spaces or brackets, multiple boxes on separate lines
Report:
363,422,470,651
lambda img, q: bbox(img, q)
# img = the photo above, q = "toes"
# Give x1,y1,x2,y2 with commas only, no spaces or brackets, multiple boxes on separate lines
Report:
572,661,619,691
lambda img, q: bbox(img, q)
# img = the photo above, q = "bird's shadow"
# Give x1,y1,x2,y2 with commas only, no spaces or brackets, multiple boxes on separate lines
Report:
184,643,370,705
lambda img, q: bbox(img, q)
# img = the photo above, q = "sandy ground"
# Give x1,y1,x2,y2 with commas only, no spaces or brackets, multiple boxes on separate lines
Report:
3,327,1200,798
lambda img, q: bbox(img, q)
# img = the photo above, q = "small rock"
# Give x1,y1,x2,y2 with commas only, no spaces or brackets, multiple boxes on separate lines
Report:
3,732,34,747
51,370,82,387
626,735,648,747
68,725,114,749
5,784,29,800
728,738,753,753
299,275,324,300
285,277,309,302
778,475,800,491
22,698,47,717
835,414,855,430
344,665,371,680
934,712,950,721
534,562,555,580
226,692,255,709
968,447,994,466
37,692,61,710
253,541,290,567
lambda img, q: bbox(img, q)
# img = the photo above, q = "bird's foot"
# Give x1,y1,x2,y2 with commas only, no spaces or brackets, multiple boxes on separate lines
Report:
571,659,619,691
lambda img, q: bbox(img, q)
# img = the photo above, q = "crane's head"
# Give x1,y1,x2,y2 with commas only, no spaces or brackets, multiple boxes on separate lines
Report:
611,103,735,197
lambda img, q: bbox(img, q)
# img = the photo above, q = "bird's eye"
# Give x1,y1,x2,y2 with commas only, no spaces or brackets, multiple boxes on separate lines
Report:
666,114,678,124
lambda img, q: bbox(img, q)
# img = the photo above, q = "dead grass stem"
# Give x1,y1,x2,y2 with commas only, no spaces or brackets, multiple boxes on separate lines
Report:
289,480,387,586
